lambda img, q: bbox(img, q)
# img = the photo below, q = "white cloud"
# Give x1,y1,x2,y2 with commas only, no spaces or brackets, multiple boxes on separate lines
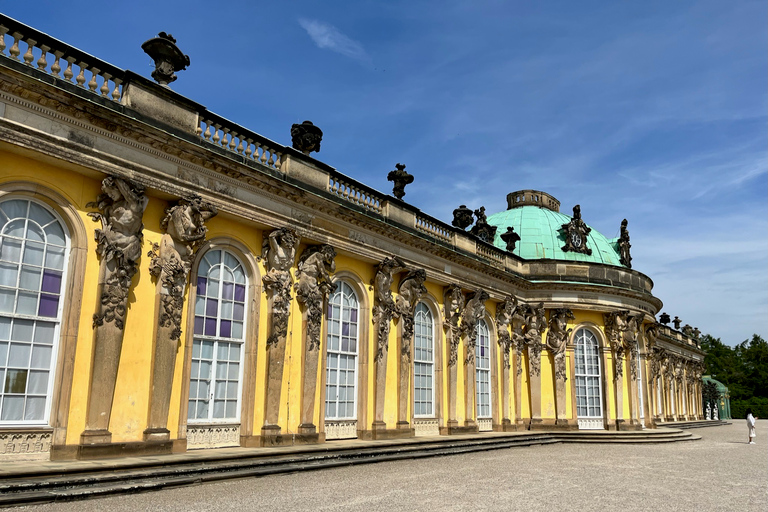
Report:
298,18,369,62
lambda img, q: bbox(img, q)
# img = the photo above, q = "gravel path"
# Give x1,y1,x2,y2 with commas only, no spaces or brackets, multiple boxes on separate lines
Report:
17,421,767,512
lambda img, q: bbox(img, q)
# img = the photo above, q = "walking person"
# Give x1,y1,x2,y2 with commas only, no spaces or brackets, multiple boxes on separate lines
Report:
746,408,757,444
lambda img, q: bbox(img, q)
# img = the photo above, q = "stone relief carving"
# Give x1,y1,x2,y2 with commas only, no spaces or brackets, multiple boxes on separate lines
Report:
469,206,497,243
262,228,299,347
452,205,474,230
604,311,629,380
295,245,337,351
148,195,218,340
461,290,489,365
618,219,632,268
500,226,521,252
387,163,414,200
372,256,406,362
395,269,427,362
87,176,149,329
523,302,547,377
443,284,465,367
561,204,592,255
290,120,323,155
495,296,517,370
546,308,574,382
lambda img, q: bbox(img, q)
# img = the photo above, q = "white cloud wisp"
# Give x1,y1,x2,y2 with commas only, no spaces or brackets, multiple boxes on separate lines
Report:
298,18,369,63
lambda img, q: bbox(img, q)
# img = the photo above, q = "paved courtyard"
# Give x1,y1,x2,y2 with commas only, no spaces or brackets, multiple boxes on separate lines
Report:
17,421,767,512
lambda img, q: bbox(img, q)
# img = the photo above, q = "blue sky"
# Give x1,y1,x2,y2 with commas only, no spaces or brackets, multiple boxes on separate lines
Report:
5,1,766,345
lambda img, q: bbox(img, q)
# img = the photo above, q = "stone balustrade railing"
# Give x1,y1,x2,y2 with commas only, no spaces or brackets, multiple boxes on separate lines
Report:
328,175,383,215
415,215,451,242
476,241,506,266
0,14,125,102
197,113,284,172
657,324,701,350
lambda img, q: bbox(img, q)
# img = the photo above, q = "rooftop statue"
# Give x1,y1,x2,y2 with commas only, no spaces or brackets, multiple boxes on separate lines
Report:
500,226,521,252
387,163,414,200
141,32,189,86
291,120,323,155
618,219,632,268
452,205,474,230
561,204,592,255
659,312,671,325
469,206,497,243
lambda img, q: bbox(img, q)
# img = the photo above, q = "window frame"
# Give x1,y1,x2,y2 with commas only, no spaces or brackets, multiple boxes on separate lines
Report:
187,249,248,424
413,301,435,418
475,318,492,419
0,197,69,427
324,281,360,421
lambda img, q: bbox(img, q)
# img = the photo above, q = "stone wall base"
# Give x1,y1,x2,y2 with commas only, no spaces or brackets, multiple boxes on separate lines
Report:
370,427,415,440
76,440,173,460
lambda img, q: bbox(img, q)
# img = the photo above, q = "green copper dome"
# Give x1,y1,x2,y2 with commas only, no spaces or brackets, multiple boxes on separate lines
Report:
486,190,622,266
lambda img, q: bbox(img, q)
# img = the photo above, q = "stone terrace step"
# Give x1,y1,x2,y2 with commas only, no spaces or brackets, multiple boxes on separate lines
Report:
0,429,697,507
656,420,731,429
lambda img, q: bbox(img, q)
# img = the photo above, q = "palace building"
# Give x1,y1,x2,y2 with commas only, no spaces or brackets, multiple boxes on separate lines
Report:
0,14,706,460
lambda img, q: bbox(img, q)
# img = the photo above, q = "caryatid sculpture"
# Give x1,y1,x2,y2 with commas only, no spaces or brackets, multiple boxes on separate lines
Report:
461,289,489,425
546,308,574,382
461,290,490,365
261,227,299,434
145,195,217,441
624,313,642,381
395,268,427,427
523,302,547,376
443,284,465,367
395,269,428,362
372,256,407,362
262,227,299,347
495,296,517,370
295,245,337,351
371,256,406,430
88,176,149,329
84,176,149,442
149,195,218,340
604,311,629,380
443,284,465,428
510,299,527,377
295,244,337,435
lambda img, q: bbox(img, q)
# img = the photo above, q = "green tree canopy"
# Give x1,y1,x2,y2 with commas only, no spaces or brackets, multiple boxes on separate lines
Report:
702,333,768,401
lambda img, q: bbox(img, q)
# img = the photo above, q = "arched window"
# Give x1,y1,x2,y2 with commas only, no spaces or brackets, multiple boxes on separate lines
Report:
0,198,68,424
475,319,491,419
325,281,358,420
574,328,604,429
187,250,247,423
413,302,434,417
